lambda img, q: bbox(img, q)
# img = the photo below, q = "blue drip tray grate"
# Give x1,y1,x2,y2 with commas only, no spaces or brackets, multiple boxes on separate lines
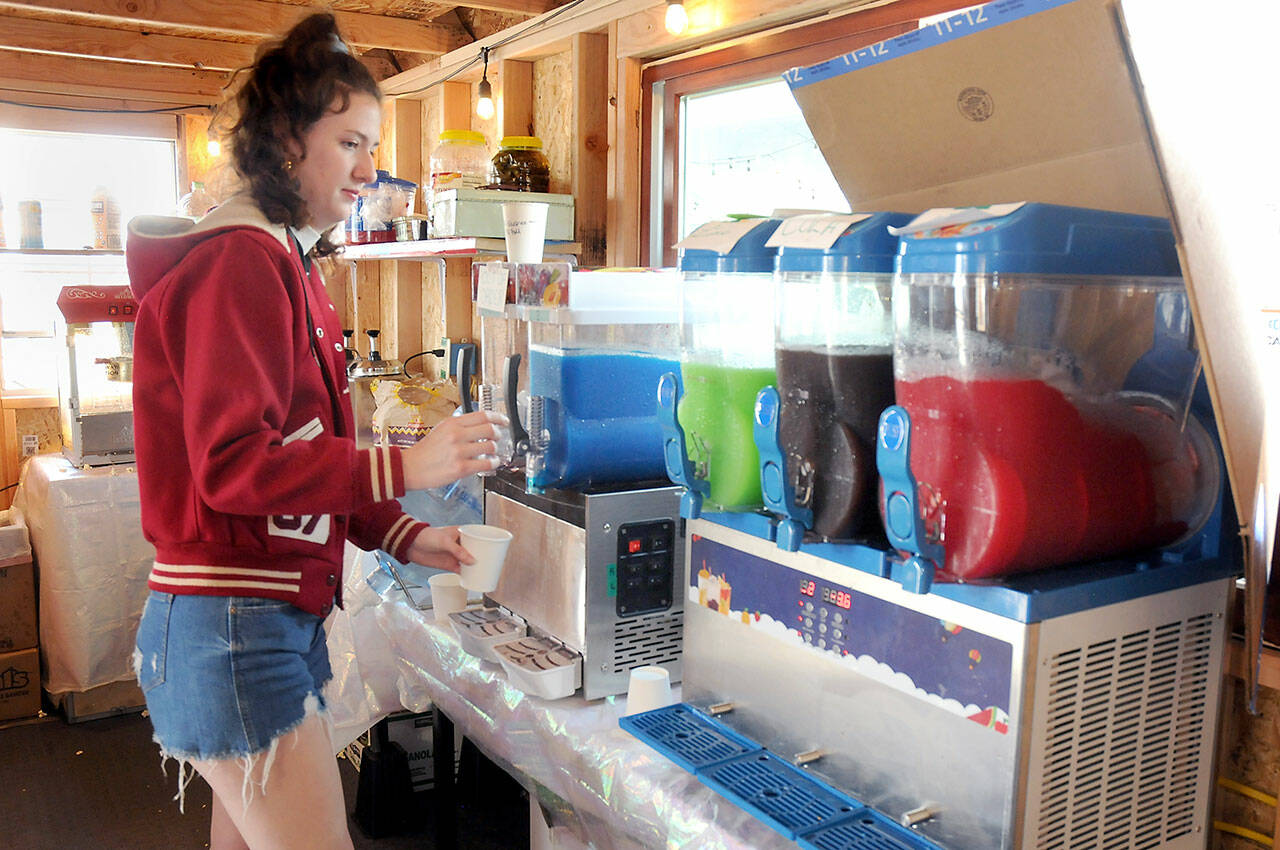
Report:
800,809,938,850
621,703,939,848
619,704,761,772
700,750,860,835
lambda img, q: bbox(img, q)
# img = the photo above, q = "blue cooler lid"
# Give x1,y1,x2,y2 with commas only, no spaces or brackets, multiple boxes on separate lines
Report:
776,212,915,274
895,203,1179,277
679,218,782,273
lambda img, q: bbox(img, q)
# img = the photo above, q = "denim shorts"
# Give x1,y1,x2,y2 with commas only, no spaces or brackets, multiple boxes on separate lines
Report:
133,591,332,762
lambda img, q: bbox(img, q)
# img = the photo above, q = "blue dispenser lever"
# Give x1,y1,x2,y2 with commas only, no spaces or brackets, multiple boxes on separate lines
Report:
658,371,708,519
753,386,812,551
876,405,943,593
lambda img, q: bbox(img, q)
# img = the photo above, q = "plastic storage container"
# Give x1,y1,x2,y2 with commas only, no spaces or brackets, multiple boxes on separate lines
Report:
891,202,1218,580
774,212,912,539
430,130,491,196
489,136,551,193
350,171,417,243
676,219,781,510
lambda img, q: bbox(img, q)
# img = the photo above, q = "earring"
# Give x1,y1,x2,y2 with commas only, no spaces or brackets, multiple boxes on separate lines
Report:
284,159,294,172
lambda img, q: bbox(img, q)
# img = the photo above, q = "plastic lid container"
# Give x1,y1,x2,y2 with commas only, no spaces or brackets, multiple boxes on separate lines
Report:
430,130,490,193
490,136,550,193
891,202,1217,580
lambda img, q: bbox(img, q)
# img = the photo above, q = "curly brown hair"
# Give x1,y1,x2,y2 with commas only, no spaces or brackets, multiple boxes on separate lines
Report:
222,12,381,252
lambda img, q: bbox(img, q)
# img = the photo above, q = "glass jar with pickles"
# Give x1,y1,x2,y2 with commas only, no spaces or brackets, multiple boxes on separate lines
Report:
489,136,551,193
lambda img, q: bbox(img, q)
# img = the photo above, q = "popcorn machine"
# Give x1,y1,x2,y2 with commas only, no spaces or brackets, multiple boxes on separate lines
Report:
56,285,137,466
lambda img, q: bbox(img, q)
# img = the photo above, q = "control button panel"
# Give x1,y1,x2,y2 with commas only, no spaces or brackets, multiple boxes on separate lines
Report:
616,519,675,617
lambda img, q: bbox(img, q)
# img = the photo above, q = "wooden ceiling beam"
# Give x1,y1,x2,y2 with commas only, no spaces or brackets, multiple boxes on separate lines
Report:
0,0,468,55
459,0,559,14
0,14,256,70
0,50,228,102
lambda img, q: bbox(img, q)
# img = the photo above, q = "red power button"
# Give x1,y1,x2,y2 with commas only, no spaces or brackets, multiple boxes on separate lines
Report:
627,538,643,554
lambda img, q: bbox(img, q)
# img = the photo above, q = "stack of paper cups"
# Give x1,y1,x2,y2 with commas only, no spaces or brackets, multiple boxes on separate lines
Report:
625,665,673,715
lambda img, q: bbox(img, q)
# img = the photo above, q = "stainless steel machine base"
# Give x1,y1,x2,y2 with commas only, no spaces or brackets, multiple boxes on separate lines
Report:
682,518,1230,849
484,474,685,700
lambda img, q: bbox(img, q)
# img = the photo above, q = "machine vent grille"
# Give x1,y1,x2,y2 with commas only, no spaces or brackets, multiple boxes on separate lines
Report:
608,610,683,671
1034,612,1215,849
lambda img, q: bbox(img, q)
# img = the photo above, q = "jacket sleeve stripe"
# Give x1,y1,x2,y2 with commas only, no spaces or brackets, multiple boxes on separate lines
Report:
381,447,395,501
381,514,414,553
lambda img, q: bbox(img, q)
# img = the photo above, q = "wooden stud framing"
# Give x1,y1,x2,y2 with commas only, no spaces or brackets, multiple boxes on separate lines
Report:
572,32,609,267
0,51,227,101
607,26,643,267
500,59,534,137
0,0,467,55
0,14,257,70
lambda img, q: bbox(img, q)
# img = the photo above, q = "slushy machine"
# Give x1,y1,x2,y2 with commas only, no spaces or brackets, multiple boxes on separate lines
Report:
639,206,1238,849
452,264,686,700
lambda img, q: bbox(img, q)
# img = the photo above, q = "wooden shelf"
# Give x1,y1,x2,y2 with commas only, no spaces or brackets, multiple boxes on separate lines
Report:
340,237,581,261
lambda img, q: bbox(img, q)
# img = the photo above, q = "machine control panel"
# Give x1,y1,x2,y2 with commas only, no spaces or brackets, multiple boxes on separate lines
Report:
616,519,675,617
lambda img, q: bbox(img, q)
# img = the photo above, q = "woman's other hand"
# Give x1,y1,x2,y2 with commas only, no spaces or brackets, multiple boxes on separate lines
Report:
403,525,475,572
401,410,507,491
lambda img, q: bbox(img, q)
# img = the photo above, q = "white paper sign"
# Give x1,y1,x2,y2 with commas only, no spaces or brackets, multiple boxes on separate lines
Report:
674,219,772,254
888,202,1027,236
476,263,509,313
766,213,873,250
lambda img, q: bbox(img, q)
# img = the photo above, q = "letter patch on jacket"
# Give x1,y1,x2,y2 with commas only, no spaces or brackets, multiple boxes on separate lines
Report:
269,417,331,545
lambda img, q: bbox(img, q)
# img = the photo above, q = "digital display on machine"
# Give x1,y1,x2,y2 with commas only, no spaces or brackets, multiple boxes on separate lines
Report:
797,579,851,609
822,587,853,610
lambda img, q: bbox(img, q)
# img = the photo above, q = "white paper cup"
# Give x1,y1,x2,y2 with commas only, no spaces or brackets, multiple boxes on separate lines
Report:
625,665,673,715
458,524,514,592
502,201,549,264
428,572,468,622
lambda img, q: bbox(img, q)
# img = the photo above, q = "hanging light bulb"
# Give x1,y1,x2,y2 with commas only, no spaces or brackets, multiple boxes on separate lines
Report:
665,0,689,35
476,47,496,120
206,139,221,157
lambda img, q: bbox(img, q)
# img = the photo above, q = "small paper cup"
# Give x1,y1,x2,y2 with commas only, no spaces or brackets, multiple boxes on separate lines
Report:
502,201,549,264
625,665,673,715
458,524,514,592
428,572,468,622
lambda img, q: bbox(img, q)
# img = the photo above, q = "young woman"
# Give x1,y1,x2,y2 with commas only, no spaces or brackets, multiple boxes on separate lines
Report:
126,14,500,848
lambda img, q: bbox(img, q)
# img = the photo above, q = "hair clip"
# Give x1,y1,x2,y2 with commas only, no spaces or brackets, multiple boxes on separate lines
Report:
331,33,350,55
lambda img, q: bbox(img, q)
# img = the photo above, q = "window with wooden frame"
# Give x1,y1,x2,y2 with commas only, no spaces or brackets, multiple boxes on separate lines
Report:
640,0,979,267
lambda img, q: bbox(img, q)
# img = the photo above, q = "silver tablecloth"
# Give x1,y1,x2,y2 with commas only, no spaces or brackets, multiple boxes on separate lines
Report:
375,600,793,850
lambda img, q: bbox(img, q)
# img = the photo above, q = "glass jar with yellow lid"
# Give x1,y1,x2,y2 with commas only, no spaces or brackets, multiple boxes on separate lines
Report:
489,135,551,193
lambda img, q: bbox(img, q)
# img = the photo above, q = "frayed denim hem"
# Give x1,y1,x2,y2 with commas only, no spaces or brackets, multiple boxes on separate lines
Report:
149,691,327,815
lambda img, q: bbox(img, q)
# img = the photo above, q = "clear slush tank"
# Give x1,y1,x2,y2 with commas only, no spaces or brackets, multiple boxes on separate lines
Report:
677,220,780,511
527,317,679,490
774,212,911,540
892,203,1219,580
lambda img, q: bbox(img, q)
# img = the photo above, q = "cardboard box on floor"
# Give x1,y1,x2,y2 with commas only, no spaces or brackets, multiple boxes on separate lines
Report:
788,0,1269,681
0,557,37,652
0,647,41,722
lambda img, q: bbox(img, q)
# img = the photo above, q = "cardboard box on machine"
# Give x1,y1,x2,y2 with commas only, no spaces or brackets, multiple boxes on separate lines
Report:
786,0,1268,625
0,647,41,722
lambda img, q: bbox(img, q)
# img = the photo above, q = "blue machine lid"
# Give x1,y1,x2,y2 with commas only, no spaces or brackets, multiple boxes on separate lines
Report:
776,212,915,274
895,203,1179,277
679,218,782,273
